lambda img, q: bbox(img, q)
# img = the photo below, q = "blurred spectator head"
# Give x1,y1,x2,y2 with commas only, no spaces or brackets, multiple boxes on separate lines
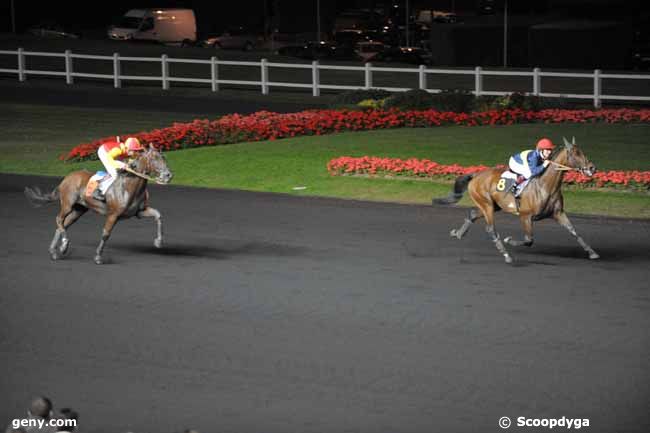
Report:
55,408,78,432
28,396,53,418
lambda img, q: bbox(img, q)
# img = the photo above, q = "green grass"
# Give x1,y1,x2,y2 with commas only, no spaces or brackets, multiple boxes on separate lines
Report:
1,103,649,218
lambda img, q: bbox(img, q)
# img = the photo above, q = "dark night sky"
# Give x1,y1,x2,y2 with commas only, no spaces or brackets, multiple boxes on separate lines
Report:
1,0,649,35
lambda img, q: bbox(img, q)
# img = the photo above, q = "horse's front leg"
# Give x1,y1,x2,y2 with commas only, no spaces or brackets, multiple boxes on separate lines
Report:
94,214,119,265
504,214,534,247
554,211,599,259
137,206,163,248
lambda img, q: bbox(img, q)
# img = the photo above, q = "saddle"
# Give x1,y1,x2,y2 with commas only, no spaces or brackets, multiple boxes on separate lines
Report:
84,171,111,201
497,171,529,197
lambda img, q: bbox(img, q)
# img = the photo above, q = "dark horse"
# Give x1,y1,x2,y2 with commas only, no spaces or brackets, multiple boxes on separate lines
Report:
433,137,599,263
25,144,173,264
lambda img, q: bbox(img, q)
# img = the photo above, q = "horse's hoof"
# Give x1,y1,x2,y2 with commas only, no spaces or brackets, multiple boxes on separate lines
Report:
450,229,459,239
503,236,512,245
59,240,70,256
154,238,163,249
504,255,513,264
94,256,103,265
50,252,59,261
589,252,600,260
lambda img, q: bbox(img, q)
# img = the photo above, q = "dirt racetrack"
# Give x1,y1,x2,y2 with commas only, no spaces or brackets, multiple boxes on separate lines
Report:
1,173,648,433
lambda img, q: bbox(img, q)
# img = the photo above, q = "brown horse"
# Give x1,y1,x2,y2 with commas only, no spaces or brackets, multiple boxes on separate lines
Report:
433,137,599,263
25,144,173,264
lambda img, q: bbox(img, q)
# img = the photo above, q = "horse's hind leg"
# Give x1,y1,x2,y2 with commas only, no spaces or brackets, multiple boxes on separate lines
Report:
94,214,119,265
58,205,88,256
49,229,64,260
450,208,482,239
137,206,163,248
504,215,534,247
554,211,599,259
49,203,74,260
480,205,513,264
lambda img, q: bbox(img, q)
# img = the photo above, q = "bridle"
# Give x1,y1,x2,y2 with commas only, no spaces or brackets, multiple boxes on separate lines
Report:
549,147,593,176
127,149,168,184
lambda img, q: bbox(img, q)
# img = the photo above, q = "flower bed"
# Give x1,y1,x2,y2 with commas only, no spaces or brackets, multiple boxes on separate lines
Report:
327,156,650,191
62,108,650,162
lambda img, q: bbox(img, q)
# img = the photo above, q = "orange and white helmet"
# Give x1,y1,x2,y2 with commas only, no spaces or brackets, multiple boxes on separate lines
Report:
125,137,143,152
536,138,555,150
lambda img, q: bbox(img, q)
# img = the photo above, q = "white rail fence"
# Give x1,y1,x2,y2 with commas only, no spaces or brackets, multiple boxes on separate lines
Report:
1,48,650,108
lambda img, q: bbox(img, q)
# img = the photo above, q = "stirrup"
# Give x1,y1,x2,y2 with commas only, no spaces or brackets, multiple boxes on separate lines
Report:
92,189,106,202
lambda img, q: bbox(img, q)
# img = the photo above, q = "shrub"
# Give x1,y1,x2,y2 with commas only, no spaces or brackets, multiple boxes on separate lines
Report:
475,92,575,111
330,88,393,107
429,89,476,112
357,98,386,109
383,89,436,110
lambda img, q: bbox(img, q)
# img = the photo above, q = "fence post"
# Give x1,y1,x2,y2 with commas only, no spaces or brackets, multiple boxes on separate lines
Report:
593,69,602,109
211,56,219,92
18,48,25,82
364,62,372,89
65,50,73,85
474,66,483,97
113,53,121,88
261,58,269,94
312,60,320,97
419,64,426,90
533,67,540,96
161,54,169,90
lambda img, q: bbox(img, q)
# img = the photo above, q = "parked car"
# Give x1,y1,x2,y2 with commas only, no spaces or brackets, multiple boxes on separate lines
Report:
107,9,197,45
334,28,395,47
202,26,261,51
366,46,433,65
355,41,388,61
277,41,362,61
27,22,80,39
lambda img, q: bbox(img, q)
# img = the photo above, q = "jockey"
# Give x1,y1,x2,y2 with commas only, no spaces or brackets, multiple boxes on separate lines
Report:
507,138,555,195
92,137,144,201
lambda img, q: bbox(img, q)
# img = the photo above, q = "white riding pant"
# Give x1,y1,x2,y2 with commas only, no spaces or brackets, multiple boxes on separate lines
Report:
97,147,119,194
508,156,532,179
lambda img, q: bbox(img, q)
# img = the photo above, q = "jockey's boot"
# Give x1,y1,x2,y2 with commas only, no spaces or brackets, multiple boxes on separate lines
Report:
92,189,106,202
509,175,526,197
508,182,519,197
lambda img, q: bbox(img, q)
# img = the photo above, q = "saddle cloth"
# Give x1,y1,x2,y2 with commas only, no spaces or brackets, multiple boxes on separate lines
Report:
84,171,111,199
84,171,150,207
498,171,530,197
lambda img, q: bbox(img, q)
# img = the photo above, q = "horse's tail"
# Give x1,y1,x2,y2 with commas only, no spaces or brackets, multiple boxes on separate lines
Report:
24,186,60,207
432,174,474,205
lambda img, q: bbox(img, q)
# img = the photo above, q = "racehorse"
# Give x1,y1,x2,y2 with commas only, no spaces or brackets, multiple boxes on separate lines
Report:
24,144,173,264
433,137,600,263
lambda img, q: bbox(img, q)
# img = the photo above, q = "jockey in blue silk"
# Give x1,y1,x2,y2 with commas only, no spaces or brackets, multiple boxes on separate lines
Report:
507,138,555,194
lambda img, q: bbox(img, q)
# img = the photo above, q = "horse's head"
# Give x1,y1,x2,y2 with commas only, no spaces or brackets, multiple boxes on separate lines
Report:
134,144,174,184
561,137,596,177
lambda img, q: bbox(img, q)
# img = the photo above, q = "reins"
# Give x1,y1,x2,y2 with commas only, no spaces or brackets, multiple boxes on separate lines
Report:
549,160,576,171
124,166,163,184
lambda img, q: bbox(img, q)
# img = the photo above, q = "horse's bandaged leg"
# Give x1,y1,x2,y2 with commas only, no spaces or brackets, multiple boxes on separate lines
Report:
486,225,513,264
554,211,599,259
450,209,481,239
138,207,163,248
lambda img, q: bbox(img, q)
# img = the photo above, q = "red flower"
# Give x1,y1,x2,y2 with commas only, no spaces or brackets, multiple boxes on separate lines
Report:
62,108,650,162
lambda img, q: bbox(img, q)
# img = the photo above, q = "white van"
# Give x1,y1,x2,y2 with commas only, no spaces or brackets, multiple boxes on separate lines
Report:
108,9,197,45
